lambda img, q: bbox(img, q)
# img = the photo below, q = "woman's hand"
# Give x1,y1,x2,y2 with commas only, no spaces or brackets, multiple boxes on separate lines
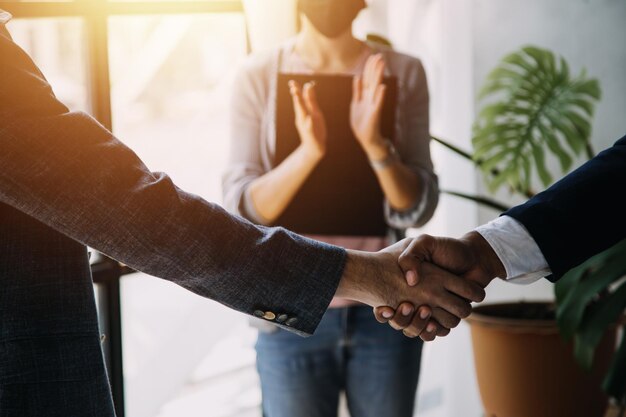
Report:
289,80,327,161
350,54,388,160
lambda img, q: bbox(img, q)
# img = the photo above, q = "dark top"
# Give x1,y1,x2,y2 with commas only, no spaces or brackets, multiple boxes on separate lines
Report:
274,73,397,236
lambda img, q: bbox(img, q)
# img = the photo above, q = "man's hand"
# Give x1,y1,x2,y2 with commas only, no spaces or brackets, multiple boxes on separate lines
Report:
401,232,504,288
335,238,486,332
373,232,506,340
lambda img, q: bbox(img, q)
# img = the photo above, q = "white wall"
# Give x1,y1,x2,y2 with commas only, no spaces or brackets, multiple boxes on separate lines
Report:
382,0,626,416
473,0,626,304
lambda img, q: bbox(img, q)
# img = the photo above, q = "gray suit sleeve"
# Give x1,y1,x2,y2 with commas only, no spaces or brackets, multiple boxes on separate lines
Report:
0,28,345,336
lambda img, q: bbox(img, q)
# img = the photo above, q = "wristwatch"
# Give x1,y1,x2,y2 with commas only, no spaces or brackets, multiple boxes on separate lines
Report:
369,138,399,171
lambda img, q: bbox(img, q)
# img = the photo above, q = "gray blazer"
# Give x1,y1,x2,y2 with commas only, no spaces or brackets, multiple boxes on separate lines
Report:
0,22,346,338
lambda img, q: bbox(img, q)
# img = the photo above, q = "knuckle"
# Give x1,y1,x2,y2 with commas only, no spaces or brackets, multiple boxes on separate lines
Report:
415,234,434,246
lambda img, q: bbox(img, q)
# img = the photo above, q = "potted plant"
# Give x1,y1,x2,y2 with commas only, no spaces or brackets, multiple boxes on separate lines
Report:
432,45,625,417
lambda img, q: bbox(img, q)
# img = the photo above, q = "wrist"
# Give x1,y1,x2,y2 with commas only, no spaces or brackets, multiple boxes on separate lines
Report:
297,142,325,164
367,138,399,171
363,135,389,161
336,250,390,307
462,231,506,285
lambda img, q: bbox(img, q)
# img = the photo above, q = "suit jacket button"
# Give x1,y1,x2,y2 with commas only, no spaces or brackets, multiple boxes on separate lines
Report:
285,317,298,326
276,314,288,323
253,310,265,318
263,311,276,321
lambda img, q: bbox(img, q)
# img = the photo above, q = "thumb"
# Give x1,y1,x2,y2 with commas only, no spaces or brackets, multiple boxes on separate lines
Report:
398,235,439,286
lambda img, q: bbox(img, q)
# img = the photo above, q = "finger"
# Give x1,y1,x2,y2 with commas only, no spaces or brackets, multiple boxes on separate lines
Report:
420,320,438,342
436,327,451,337
443,272,486,303
373,306,395,323
401,305,432,338
421,262,474,319
387,302,415,331
352,75,362,103
373,84,386,115
373,55,385,89
289,80,307,119
363,55,374,88
364,56,381,100
398,249,422,287
398,235,438,286
431,307,461,329
434,289,473,320
303,82,321,115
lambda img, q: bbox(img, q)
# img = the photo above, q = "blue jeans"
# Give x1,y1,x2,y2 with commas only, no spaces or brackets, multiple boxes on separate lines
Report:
255,305,423,417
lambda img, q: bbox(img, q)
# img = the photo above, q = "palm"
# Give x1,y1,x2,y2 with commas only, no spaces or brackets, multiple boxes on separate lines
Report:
350,54,386,148
350,98,379,145
302,109,326,151
290,80,327,158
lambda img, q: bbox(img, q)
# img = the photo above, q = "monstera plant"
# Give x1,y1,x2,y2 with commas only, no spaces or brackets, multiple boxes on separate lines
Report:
556,238,626,414
434,45,625,413
435,45,600,209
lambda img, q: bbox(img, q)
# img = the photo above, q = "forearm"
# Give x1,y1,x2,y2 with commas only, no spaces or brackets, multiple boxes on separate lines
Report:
248,145,321,223
375,162,421,211
365,142,421,211
0,111,347,335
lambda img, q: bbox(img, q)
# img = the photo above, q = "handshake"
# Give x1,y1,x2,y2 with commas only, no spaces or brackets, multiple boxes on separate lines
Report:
336,232,506,341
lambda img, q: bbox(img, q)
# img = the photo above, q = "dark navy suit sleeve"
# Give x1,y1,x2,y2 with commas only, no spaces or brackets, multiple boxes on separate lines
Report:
504,135,626,281
0,25,346,336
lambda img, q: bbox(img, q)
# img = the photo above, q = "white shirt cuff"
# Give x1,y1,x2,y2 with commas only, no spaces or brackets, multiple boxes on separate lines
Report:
475,215,551,284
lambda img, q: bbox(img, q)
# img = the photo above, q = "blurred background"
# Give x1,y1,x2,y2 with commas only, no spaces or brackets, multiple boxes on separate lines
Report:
3,0,625,416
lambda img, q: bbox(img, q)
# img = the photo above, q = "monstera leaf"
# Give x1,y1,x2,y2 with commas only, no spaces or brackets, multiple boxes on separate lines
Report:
472,46,601,194
556,238,626,400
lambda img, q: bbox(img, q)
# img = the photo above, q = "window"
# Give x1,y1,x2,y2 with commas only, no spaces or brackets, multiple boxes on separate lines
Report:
3,2,257,416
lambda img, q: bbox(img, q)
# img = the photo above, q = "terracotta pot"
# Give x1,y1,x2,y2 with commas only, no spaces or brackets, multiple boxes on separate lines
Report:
466,302,616,417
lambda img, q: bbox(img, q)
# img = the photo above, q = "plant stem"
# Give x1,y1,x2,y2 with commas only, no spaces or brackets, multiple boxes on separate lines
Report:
442,190,511,212
431,135,474,161
431,135,534,201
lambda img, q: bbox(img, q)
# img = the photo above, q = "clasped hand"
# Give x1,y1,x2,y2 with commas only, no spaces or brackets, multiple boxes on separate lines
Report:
371,233,503,341
337,237,488,341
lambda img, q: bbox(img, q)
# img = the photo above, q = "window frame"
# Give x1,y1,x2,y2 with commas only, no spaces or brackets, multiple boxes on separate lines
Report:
0,1,245,416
